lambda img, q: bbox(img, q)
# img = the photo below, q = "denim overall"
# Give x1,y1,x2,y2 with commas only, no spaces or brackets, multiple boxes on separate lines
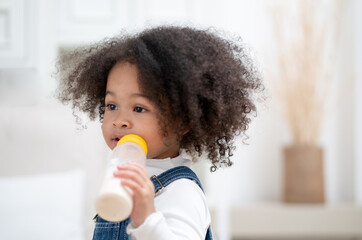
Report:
92,166,213,240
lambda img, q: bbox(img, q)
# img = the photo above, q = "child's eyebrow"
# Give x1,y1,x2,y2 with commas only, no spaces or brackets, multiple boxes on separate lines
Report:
105,91,150,100
131,93,150,99
105,90,115,96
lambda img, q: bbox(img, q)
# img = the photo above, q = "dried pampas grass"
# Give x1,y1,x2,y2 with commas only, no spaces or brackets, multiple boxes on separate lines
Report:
271,0,344,146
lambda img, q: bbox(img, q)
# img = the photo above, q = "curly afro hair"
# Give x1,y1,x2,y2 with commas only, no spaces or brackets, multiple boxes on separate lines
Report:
56,26,264,171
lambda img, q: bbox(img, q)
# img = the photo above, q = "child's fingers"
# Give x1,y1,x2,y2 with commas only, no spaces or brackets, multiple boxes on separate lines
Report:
116,162,149,182
120,178,154,198
115,169,145,188
114,163,153,190
114,163,155,226
117,162,146,173
120,178,140,192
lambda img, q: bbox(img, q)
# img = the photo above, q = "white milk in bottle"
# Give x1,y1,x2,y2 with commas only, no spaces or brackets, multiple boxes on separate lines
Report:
95,134,147,222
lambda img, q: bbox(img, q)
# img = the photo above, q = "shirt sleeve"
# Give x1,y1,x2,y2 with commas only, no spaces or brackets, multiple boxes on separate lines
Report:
126,179,211,240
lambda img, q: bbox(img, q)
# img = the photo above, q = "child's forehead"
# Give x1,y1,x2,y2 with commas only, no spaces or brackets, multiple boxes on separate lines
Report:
109,61,154,91
107,62,139,84
105,64,155,101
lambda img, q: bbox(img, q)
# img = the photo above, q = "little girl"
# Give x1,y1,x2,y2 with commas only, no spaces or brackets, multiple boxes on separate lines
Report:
57,26,263,240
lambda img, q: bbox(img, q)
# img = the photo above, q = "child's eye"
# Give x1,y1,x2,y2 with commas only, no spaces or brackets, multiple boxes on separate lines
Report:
106,104,118,111
134,106,146,113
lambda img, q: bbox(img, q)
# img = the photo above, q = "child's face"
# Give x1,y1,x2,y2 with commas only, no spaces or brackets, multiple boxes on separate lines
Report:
102,62,180,159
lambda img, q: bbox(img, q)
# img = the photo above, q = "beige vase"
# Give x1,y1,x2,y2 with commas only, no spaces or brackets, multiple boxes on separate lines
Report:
283,145,325,203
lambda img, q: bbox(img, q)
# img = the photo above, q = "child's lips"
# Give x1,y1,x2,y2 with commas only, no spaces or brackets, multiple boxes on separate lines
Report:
112,135,124,146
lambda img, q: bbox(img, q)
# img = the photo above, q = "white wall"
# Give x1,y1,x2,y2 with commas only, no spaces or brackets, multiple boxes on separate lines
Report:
354,0,362,204
0,0,360,239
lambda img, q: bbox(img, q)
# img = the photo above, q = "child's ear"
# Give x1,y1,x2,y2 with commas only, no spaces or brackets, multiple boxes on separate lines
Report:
180,122,193,135
172,118,192,136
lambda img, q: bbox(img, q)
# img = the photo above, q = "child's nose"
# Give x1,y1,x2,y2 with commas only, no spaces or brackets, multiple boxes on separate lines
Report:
112,118,132,129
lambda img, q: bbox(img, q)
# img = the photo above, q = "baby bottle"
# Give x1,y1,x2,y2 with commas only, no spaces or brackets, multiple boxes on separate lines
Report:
95,134,147,222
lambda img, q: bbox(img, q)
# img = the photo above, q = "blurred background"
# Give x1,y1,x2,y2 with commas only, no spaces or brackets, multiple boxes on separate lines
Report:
0,0,361,239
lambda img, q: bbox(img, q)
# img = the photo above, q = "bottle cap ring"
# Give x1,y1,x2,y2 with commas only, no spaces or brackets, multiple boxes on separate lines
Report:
117,134,148,155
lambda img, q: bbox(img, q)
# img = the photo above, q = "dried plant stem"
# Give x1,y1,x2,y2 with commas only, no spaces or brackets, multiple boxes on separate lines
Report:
271,0,343,146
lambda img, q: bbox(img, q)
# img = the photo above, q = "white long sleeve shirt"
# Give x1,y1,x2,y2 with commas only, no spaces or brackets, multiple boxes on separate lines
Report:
126,156,211,240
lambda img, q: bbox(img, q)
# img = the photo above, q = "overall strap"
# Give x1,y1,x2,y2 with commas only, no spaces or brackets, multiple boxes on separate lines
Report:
150,166,213,240
150,166,204,195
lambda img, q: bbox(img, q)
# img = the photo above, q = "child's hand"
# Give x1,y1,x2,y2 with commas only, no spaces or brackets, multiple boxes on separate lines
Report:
113,162,156,227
